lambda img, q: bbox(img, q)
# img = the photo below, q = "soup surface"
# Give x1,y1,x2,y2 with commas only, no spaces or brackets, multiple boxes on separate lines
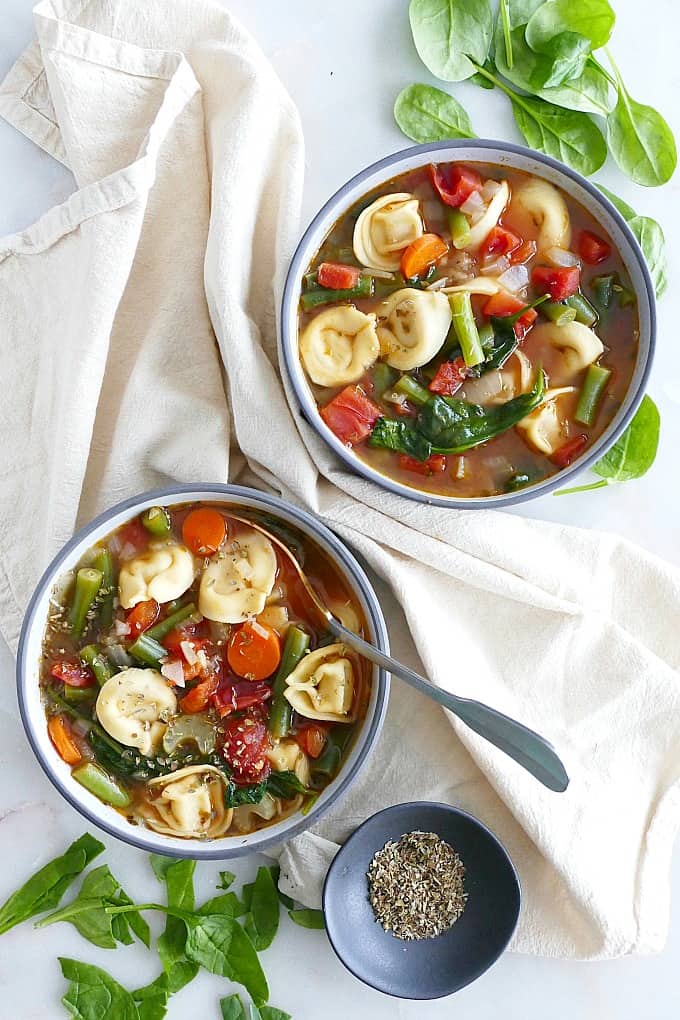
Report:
297,162,638,498
40,502,369,840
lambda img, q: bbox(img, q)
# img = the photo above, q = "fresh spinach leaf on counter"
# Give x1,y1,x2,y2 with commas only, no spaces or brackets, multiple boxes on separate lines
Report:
221,995,292,1020
597,186,668,297
0,833,104,935
218,870,237,890
183,912,269,1005
606,55,677,186
525,0,615,52
243,867,280,951
36,865,148,950
508,90,607,176
60,958,140,1020
394,83,476,142
409,0,494,80
288,909,325,930
154,858,199,994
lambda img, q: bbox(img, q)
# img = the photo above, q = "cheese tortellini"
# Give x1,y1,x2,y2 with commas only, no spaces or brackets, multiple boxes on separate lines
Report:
510,179,571,252
267,739,311,786
530,321,604,383
96,668,178,756
466,180,510,251
199,528,277,623
299,306,379,386
119,543,194,609
517,387,577,455
376,289,452,371
353,193,423,271
140,766,233,839
284,643,357,723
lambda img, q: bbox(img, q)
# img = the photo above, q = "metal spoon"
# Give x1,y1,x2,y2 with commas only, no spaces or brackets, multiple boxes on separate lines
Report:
229,513,569,793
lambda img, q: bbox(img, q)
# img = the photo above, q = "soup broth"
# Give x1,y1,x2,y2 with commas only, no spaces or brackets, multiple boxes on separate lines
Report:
40,502,370,840
297,162,638,498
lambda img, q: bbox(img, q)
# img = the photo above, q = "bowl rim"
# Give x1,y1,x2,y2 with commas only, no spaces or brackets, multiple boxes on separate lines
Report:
16,482,390,859
321,800,521,999
280,138,657,509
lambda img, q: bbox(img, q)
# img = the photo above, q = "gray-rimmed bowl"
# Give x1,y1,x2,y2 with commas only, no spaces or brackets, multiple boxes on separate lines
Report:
16,484,390,859
280,140,656,509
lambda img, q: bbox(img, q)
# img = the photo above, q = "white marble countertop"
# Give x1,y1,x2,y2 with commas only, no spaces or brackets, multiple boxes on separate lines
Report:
1,0,679,1016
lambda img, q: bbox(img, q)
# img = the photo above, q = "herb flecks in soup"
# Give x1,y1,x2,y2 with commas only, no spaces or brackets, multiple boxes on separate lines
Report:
40,504,369,840
298,162,638,498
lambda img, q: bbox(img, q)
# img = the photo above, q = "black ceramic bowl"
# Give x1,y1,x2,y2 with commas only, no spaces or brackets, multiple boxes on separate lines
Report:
322,802,521,999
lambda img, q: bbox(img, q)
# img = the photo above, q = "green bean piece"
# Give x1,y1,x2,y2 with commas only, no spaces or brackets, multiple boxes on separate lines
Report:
447,208,471,250
141,506,171,537
72,763,132,808
371,362,399,396
506,473,533,493
93,550,114,629
575,364,612,426
63,685,96,705
80,645,113,686
299,276,373,311
565,292,598,327
145,602,196,642
269,626,311,739
69,568,104,639
478,322,495,353
129,633,167,667
613,281,636,308
541,301,577,325
448,291,484,368
591,274,614,310
394,374,431,407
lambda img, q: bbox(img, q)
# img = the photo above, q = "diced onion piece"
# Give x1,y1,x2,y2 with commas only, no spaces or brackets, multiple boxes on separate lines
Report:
114,619,131,636
426,277,449,290
250,619,270,640
235,557,254,580
480,179,502,202
460,190,485,218
161,659,185,687
545,246,581,268
514,349,532,390
120,542,137,561
497,264,530,294
71,718,92,738
454,456,466,479
180,640,198,665
480,256,510,276
361,267,395,280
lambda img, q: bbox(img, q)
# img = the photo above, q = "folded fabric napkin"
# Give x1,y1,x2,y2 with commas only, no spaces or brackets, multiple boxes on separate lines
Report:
2,0,680,962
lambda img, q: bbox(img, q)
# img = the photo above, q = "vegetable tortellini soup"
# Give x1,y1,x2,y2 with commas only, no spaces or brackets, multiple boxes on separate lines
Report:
298,163,639,497
40,504,370,840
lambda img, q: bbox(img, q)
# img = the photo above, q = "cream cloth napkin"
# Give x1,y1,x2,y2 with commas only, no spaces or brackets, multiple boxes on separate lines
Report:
1,0,680,963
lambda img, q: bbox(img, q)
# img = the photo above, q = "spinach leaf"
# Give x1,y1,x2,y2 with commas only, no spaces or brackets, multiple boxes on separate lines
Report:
155,859,199,994
133,975,170,1020
606,59,677,186
198,891,244,917
37,866,149,950
597,186,668,297
226,779,269,807
183,914,269,1006
527,31,590,90
418,370,546,452
60,958,140,1020
116,887,151,948
394,83,475,142
266,771,309,799
369,417,432,461
288,909,325,930
557,396,660,494
243,867,280,951
525,0,615,51
409,0,493,81
0,833,103,935
261,1010,292,1020
510,92,607,176
221,995,248,1020
218,871,237,891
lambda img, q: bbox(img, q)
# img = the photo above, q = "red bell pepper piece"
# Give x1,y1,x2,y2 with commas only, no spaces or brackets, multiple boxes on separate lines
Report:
398,453,447,476
50,661,96,688
429,163,483,208
577,230,611,265
531,265,580,301
320,386,381,446
551,434,589,468
509,239,537,265
479,226,522,261
317,262,362,289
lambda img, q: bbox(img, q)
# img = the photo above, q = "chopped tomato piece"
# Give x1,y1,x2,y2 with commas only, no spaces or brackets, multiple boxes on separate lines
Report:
295,723,329,759
317,262,362,289
482,291,537,340
531,265,580,301
578,230,611,265
429,163,483,208
51,661,96,688
221,713,272,784
400,233,448,280
551,434,589,468
227,621,281,681
429,358,468,396
509,239,537,265
392,400,417,417
398,453,447,476
479,226,521,261
162,621,207,655
213,680,274,718
320,386,381,446
48,715,82,765
179,674,219,713
182,507,227,556
117,517,149,557
126,599,160,637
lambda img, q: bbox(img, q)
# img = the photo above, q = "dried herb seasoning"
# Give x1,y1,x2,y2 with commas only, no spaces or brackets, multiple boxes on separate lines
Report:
367,830,467,940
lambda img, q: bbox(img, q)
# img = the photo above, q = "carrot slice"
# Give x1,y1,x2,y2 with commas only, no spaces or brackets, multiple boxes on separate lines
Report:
296,723,328,759
48,715,82,765
180,674,219,713
227,620,281,681
182,508,227,556
400,233,448,280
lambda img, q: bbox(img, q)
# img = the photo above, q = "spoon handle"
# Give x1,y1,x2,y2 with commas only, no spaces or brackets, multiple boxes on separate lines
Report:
328,619,569,793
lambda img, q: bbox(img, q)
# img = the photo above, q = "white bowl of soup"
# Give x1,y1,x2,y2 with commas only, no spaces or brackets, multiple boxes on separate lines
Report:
280,141,655,507
17,485,389,859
